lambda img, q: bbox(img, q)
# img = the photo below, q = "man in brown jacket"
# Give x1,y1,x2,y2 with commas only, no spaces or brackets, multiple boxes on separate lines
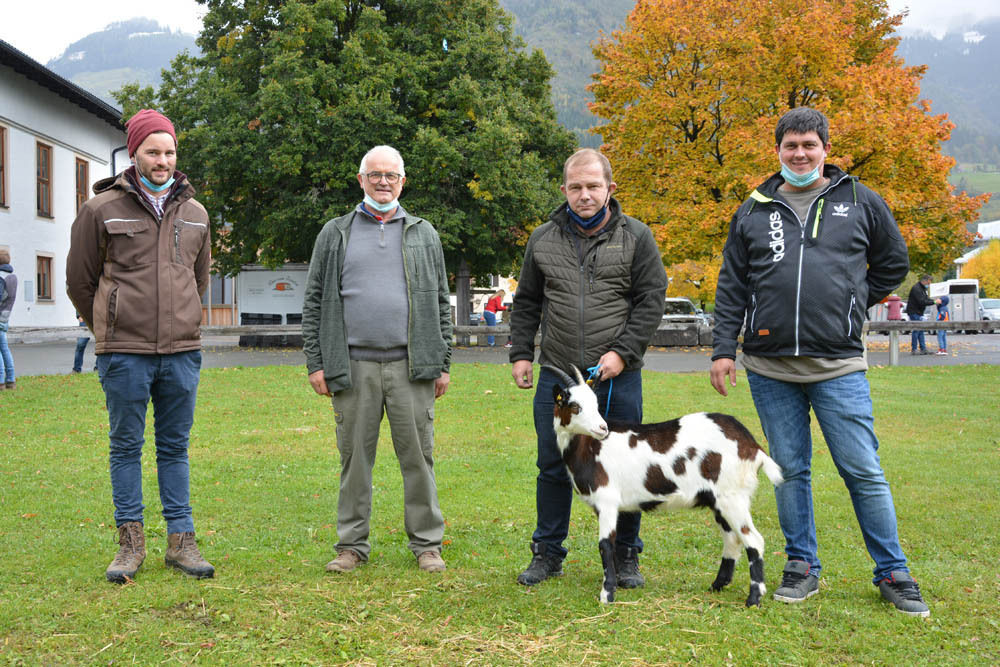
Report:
67,109,214,583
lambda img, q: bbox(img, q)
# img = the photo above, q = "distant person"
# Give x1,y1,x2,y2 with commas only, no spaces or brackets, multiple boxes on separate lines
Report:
302,145,452,574
906,274,936,355
67,109,214,583
482,289,508,347
509,148,667,589
711,107,929,616
935,295,950,356
0,248,17,390
73,312,91,373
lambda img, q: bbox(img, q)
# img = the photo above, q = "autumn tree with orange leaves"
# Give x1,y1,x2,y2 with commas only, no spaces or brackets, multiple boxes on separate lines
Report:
590,0,987,302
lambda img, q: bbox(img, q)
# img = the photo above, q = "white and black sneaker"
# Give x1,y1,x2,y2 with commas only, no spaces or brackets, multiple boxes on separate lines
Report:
773,560,819,603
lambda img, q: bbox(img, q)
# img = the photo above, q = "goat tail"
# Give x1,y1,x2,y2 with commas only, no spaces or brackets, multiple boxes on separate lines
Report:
757,452,784,486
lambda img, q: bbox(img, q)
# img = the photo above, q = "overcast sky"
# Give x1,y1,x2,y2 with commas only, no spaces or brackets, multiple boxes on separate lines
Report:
0,0,997,65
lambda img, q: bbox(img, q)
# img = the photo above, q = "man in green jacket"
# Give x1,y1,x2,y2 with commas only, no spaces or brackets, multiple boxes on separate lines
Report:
509,148,667,588
302,145,452,574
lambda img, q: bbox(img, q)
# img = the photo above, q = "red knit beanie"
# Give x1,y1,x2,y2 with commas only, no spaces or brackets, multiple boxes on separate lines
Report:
125,109,177,157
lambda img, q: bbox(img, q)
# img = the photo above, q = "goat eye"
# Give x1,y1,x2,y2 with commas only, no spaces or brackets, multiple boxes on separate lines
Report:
571,405,580,414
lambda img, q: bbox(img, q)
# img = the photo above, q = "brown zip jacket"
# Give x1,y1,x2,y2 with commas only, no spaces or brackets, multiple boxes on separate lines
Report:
66,167,211,355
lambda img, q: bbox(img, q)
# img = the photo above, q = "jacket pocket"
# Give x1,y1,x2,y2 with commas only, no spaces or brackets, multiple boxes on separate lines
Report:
106,284,119,340
104,218,156,267
175,219,208,264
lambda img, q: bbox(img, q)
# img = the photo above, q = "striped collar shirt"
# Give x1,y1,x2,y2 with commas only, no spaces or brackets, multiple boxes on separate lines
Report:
139,188,170,219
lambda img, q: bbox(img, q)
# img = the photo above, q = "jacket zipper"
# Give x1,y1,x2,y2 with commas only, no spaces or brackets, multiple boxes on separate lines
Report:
772,175,846,355
846,290,856,337
812,199,824,238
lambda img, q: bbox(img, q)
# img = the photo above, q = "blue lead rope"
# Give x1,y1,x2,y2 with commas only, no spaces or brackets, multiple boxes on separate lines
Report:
586,365,612,418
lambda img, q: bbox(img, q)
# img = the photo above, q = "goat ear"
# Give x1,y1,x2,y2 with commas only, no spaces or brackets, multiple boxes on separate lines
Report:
551,383,564,404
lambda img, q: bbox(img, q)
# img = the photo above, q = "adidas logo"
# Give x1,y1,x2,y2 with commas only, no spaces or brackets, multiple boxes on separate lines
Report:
832,204,850,217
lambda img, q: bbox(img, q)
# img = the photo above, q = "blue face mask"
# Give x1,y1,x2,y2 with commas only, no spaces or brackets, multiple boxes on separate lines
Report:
363,193,399,213
139,174,175,192
566,194,610,230
780,160,822,188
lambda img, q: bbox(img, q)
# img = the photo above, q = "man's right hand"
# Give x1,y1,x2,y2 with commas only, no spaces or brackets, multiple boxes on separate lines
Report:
512,359,533,389
308,369,331,396
710,358,737,396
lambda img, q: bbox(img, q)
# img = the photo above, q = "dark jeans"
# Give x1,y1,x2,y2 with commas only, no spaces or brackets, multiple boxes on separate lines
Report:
909,313,926,351
97,351,202,533
73,336,90,372
531,366,644,558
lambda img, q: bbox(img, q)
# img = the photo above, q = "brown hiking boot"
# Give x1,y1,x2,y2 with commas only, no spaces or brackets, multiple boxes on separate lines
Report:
417,550,446,572
165,532,215,579
325,549,363,572
106,521,146,583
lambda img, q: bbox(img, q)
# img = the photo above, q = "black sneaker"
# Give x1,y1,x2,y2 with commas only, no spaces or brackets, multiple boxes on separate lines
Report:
773,560,819,603
878,571,930,617
615,546,645,588
516,542,563,586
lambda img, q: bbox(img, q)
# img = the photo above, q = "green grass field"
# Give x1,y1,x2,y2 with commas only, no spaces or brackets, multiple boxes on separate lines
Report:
2,363,998,664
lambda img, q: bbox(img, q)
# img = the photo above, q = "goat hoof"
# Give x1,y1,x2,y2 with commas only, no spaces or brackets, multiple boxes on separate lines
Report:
600,590,615,604
745,593,763,607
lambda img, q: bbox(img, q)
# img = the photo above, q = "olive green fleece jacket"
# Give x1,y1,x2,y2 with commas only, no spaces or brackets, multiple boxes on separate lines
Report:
301,209,452,393
509,198,667,373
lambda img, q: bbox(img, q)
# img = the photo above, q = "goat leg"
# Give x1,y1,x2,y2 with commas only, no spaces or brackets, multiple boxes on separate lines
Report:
745,547,765,607
598,537,616,603
711,557,736,592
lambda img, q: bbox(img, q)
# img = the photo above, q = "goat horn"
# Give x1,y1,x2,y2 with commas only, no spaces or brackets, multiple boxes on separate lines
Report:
541,364,576,387
571,365,587,385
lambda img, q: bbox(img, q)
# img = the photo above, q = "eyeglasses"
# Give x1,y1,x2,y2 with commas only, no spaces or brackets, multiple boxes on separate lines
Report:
363,172,402,184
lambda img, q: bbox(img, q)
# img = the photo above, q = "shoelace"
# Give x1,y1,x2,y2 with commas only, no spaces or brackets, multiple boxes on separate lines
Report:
887,580,924,601
780,571,808,587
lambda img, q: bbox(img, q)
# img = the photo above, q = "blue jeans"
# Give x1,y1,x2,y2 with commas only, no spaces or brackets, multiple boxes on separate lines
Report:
0,330,13,383
483,310,497,346
936,328,946,351
909,313,926,351
73,336,90,372
746,370,908,582
531,366,644,558
97,351,202,534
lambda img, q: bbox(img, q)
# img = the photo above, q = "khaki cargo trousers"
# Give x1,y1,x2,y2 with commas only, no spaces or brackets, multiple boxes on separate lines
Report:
331,357,444,560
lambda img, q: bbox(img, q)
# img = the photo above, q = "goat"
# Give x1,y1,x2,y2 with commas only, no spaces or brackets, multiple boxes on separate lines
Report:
544,365,783,606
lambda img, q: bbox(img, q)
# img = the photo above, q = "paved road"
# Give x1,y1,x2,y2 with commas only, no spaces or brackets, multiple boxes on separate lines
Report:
8,333,1000,378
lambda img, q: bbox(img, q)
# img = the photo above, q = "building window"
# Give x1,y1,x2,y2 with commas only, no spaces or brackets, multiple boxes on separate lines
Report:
36,255,53,301
75,158,89,213
37,142,53,217
0,126,7,207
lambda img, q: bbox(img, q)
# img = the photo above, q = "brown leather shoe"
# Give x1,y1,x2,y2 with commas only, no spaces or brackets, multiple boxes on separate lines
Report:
165,532,215,578
417,550,446,572
325,549,363,572
106,521,146,583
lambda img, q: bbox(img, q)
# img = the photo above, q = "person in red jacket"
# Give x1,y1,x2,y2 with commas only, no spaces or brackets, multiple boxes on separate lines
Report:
482,289,508,347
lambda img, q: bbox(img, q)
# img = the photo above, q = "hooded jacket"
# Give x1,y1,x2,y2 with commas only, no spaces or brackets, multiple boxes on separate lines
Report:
509,198,667,373
66,167,211,355
713,165,908,361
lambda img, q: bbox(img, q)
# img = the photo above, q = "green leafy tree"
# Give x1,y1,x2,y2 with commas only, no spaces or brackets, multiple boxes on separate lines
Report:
116,0,574,287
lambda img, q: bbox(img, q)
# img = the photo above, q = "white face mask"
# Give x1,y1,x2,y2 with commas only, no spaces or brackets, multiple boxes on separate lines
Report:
363,192,399,213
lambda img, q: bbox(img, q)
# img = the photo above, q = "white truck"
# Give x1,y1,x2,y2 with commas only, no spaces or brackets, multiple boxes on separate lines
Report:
928,278,983,334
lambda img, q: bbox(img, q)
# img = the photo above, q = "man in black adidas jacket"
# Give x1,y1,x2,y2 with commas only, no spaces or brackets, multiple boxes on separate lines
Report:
710,107,929,617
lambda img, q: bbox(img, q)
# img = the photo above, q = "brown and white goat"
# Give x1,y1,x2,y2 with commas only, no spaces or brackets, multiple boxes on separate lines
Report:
546,365,783,606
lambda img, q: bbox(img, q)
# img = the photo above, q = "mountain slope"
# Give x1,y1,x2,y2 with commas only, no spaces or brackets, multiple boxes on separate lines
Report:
46,18,199,106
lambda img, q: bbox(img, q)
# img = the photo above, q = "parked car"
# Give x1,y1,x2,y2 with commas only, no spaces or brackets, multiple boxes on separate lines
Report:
663,297,711,327
981,298,1000,321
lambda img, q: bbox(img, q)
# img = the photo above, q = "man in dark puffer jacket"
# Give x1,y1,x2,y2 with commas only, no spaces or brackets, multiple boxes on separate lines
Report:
509,148,667,590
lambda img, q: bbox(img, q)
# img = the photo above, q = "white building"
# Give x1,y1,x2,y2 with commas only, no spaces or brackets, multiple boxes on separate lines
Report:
0,39,127,327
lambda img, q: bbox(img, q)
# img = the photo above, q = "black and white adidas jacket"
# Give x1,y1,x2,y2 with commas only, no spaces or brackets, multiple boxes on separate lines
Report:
712,165,909,361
